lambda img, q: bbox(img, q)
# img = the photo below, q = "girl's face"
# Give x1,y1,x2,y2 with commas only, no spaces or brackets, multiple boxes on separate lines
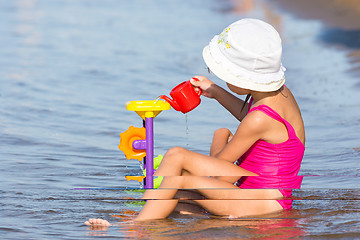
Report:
226,83,250,95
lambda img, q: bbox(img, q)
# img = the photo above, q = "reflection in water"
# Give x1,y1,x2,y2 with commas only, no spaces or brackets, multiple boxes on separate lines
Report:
15,0,43,47
111,215,306,239
319,28,360,78
320,28,360,49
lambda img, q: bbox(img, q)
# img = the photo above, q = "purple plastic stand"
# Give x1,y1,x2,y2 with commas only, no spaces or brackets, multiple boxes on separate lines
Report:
144,117,154,189
132,117,154,189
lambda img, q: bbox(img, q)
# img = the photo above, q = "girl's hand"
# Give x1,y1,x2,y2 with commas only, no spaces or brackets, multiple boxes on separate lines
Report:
190,76,216,98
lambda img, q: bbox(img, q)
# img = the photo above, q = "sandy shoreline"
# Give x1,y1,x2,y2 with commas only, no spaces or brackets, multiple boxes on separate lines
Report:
270,0,360,29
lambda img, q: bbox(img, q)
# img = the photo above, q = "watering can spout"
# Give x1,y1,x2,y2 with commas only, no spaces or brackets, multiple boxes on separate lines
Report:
160,95,181,112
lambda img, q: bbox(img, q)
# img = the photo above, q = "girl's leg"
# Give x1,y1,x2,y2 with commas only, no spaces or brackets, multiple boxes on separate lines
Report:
173,128,234,213
85,146,275,224
136,175,182,221
183,176,283,217
136,175,283,221
210,128,233,157
175,171,207,215
154,146,256,178
135,146,258,221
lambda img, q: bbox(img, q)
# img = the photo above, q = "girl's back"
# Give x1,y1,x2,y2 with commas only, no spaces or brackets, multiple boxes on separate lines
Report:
250,86,305,146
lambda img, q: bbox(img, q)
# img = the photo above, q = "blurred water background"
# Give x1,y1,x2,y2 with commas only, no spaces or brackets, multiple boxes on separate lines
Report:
0,0,359,239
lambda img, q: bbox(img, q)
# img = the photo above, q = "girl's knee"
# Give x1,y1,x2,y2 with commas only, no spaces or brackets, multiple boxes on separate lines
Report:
164,147,187,162
166,146,186,155
213,128,232,141
214,128,230,135
157,147,189,176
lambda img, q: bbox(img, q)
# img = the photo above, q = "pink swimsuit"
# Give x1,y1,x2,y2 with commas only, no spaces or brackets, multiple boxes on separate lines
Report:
235,103,305,210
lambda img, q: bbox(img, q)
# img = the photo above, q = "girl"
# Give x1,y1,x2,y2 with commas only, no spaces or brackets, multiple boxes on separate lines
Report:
85,18,305,226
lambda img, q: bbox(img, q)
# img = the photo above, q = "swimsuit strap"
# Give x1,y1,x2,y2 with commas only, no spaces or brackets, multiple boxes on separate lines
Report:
248,104,297,139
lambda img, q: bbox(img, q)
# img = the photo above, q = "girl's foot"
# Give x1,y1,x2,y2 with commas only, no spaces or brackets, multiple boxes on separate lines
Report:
84,218,111,226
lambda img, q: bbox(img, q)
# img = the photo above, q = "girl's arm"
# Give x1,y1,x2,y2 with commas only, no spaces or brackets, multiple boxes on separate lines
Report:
213,111,268,164
210,84,249,121
190,76,248,121
208,112,265,183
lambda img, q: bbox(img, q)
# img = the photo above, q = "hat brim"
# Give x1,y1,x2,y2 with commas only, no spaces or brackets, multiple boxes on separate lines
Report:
202,45,285,92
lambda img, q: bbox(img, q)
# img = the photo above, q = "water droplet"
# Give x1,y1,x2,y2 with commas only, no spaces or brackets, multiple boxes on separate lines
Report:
185,114,189,147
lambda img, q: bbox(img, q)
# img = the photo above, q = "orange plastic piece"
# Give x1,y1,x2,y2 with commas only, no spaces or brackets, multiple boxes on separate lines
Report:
119,126,146,161
125,176,146,182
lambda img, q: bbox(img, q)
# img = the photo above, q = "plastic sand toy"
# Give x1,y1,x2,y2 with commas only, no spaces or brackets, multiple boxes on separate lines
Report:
119,81,201,189
119,100,170,189
160,79,201,114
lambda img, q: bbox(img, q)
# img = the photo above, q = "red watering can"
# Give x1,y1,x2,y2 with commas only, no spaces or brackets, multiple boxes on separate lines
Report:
160,78,202,114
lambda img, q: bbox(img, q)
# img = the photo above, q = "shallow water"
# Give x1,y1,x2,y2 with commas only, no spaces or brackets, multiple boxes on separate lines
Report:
1,0,359,239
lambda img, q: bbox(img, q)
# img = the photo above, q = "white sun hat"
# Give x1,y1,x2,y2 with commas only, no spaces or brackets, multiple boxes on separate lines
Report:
203,18,286,92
